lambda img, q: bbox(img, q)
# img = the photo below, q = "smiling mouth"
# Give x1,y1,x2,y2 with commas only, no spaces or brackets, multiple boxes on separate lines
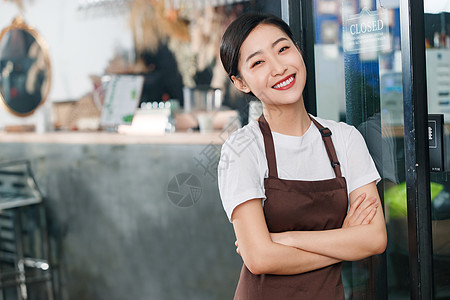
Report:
272,74,296,89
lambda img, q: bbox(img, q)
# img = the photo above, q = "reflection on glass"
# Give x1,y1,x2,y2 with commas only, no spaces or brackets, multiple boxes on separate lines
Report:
0,18,51,116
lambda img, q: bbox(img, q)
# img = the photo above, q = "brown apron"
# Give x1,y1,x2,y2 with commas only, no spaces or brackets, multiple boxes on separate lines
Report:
233,114,349,300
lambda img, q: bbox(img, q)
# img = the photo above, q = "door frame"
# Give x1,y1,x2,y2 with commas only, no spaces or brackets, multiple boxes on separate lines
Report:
399,0,434,298
281,0,317,115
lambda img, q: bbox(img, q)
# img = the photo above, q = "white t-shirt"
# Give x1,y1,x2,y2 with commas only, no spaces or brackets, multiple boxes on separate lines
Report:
218,115,381,222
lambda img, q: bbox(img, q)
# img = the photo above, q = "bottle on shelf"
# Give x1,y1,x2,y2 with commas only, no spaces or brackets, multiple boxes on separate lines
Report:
434,32,441,48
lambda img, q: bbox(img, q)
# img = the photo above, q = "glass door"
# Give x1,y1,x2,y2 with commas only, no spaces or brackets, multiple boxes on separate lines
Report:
284,0,448,297
313,1,405,297
309,0,450,298
308,0,436,298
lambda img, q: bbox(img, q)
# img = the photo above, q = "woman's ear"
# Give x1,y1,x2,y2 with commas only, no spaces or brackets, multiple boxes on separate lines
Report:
231,75,251,93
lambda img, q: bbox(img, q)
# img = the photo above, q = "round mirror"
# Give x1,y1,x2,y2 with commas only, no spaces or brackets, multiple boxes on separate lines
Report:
0,17,51,117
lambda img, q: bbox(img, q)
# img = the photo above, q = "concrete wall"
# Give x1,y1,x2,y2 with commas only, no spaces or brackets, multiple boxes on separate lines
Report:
0,142,241,300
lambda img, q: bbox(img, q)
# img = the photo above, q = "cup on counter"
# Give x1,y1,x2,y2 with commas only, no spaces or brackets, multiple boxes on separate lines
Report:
197,112,214,134
183,86,223,113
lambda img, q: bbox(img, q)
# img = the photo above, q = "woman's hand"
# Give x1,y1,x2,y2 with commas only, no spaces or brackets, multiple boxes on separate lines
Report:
342,192,378,228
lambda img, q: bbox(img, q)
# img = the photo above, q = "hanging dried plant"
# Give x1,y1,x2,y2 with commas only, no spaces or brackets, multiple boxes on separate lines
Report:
129,0,189,54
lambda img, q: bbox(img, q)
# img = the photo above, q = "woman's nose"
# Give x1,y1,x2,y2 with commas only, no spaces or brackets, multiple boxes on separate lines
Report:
270,57,287,76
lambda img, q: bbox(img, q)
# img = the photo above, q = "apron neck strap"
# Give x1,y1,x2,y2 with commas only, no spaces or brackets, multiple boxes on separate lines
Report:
258,113,343,178
258,113,278,178
310,117,342,178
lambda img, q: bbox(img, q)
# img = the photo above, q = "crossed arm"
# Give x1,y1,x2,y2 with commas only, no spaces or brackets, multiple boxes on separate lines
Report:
231,181,387,275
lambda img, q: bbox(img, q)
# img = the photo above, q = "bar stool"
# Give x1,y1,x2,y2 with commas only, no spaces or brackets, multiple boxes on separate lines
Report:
0,160,54,300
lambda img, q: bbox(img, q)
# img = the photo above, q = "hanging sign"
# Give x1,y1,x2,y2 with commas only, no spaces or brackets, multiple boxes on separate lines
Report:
343,8,391,54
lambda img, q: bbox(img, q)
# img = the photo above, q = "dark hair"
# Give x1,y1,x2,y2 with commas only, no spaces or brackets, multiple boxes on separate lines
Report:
220,13,298,80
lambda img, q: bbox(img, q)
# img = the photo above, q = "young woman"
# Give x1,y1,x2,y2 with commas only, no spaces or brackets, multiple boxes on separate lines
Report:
217,13,387,299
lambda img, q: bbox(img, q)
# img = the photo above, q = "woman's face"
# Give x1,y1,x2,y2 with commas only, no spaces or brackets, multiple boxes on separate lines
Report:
232,24,306,106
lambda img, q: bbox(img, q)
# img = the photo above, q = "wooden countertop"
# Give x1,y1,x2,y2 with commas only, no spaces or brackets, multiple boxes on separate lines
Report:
0,131,229,145
2,124,448,144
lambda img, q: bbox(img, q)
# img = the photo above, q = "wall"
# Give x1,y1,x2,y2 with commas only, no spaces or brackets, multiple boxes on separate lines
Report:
0,0,133,129
0,0,133,102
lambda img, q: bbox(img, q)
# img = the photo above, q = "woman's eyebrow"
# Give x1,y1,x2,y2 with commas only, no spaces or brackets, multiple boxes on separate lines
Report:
272,37,289,48
245,37,289,63
245,50,262,63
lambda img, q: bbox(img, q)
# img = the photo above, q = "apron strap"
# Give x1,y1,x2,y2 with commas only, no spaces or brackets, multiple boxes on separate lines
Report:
258,114,278,178
310,117,343,178
258,113,343,178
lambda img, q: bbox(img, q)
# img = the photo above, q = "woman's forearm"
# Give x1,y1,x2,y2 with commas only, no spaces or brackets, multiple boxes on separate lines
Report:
246,240,341,275
232,199,342,275
274,222,387,261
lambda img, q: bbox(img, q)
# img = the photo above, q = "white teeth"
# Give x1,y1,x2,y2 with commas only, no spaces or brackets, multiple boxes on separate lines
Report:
273,76,294,89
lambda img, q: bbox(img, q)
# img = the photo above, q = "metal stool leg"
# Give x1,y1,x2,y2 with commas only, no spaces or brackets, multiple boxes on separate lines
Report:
13,211,27,300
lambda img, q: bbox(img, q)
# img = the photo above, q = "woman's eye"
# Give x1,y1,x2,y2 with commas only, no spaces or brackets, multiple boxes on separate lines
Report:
279,46,289,53
251,61,263,68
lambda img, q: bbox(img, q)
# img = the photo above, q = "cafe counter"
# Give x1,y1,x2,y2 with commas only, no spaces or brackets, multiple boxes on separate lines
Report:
0,130,239,300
